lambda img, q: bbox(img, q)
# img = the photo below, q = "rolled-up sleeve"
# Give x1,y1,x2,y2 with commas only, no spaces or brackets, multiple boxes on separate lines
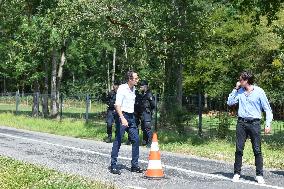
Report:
227,89,239,106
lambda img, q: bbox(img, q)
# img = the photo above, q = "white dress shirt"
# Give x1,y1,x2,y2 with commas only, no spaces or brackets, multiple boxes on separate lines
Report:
115,83,136,113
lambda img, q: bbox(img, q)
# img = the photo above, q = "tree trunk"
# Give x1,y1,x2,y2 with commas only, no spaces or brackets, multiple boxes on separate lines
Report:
112,47,116,86
124,40,128,60
164,52,183,109
72,72,75,86
57,43,66,98
161,0,184,132
204,93,208,110
21,83,25,97
106,50,110,92
32,81,40,117
50,41,66,119
42,60,49,118
3,75,6,93
50,48,58,118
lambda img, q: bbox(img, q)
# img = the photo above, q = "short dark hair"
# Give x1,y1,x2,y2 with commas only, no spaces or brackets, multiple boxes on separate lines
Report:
140,80,148,86
240,71,254,85
125,70,136,81
114,80,120,86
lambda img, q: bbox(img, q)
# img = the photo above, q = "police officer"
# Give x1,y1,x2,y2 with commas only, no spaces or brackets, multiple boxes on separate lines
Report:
134,89,143,130
140,80,155,147
104,81,120,143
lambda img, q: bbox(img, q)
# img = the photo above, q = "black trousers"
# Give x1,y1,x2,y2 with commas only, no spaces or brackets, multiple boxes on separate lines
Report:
234,118,263,176
106,109,116,137
141,111,152,143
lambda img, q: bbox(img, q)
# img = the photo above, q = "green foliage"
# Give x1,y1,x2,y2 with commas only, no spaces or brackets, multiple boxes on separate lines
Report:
217,112,232,139
230,0,284,25
160,102,188,134
184,3,284,100
1,1,284,106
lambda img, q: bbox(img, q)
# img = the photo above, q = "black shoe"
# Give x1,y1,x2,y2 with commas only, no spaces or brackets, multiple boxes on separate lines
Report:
110,168,121,175
131,166,144,173
104,136,112,143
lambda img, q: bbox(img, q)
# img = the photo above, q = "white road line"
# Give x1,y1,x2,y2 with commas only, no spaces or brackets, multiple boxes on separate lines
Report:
125,186,147,189
0,132,283,189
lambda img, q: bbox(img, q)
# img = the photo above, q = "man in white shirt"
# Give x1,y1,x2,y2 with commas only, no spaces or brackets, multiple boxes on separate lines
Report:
110,70,143,175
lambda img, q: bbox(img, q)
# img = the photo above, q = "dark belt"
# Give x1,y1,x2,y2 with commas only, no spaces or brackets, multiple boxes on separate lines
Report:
122,111,134,115
238,117,260,123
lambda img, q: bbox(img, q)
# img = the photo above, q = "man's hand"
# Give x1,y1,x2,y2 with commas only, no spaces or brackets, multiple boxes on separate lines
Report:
264,127,271,134
235,81,241,90
121,116,128,127
115,105,128,127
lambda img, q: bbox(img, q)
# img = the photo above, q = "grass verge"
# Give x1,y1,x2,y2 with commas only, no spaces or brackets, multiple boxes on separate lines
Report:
0,156,115,189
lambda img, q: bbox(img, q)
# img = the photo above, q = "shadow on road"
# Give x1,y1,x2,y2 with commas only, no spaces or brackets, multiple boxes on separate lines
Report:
212,171,233,179
212,171,256,182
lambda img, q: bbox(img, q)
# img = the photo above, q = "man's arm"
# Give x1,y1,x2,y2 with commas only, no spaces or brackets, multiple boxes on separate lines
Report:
260,90,273,134
227,89,240,106
227,82,241,106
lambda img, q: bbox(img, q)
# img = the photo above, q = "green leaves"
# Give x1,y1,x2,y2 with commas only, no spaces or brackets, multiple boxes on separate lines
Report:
1,0,284,104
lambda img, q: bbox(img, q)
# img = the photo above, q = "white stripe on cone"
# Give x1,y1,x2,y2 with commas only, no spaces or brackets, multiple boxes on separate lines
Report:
150,142,159,151
147,160,163,169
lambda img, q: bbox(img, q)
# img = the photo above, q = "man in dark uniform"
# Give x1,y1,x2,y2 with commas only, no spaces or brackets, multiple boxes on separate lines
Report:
140,80,155,147
104,81,120,143
134,89,143,130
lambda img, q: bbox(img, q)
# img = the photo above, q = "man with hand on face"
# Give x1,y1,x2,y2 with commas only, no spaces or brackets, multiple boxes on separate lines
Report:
227,71,273,184
110,70,144,175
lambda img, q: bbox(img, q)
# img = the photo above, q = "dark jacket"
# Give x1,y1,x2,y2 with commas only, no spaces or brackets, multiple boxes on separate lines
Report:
134,90,143,114
106,90,116,110
141,90,155,113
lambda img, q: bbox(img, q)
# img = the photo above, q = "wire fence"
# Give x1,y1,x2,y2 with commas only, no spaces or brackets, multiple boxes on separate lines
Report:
0,92,106,123
158,95,284,138
0,92,283,138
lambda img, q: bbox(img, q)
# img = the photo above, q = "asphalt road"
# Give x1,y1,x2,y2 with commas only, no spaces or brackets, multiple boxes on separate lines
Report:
0,126,283,189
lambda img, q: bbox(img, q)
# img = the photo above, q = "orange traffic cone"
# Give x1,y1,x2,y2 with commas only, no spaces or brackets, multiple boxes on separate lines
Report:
144,132,165,179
